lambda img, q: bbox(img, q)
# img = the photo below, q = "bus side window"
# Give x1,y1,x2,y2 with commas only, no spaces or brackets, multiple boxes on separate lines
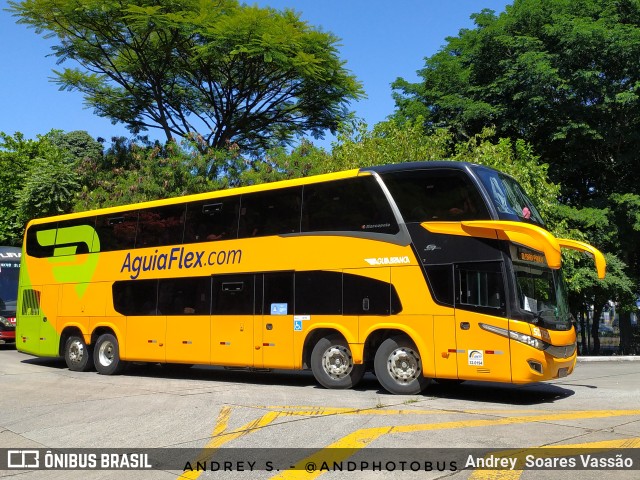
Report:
455,262,506,315
136,204,186,248
343,273,402,315
263,272,294,315
183,197,240,243
424,265,454,306
157,277,211,315
211,274,254,315
21,289,41,315
239,187,302,238
96,213,138,252
381,170,490,223
55,217,98,255
26,219,98,258
295,271,342,315
25,224,57,258
113,279,159,315
302,177,398,234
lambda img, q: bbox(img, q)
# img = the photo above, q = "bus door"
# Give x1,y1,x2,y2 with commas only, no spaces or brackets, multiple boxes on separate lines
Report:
454,262,512,382
433,314,458,380
124,280,166,362
163,277,211,364
17,285,60,356
210,274,256,368
257,272,295,369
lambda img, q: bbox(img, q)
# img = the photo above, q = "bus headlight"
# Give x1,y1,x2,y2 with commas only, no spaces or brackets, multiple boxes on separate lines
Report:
0,316,11,327
479,323,549,351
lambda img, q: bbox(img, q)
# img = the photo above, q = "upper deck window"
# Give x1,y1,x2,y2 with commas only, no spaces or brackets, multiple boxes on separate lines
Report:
381,169,490,223
302,176,399,234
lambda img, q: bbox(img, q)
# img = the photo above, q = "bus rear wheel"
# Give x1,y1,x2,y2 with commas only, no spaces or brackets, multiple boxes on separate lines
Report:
374,336,429,395
311,335,365,389
64,335,93,372
93,333,126,375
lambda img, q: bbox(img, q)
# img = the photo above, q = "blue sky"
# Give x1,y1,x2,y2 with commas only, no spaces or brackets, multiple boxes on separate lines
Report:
0,1,511,146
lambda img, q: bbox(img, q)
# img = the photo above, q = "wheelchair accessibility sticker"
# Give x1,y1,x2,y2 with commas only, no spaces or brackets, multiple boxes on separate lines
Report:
293,315,310,331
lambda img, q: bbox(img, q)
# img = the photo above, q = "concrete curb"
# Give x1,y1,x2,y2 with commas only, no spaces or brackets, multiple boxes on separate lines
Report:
577,356,640,362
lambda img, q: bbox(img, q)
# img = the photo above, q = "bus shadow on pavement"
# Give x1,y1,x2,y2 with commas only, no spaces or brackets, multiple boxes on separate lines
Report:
129,362,321,388
423,380,576,405
21,356,67,369
19,357,576,404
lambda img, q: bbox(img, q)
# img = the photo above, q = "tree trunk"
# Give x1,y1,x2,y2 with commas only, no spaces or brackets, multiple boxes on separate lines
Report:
591,306,602,355
579,309,588,355
619,312,632,355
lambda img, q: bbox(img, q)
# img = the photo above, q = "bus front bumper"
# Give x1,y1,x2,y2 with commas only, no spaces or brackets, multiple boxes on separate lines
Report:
0,329,16,344
511,340,578,383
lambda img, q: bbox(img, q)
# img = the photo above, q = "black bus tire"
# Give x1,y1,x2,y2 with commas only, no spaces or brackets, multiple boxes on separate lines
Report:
311,334,365,389
64,335,93,372
374,336,429,394
93,333,126,375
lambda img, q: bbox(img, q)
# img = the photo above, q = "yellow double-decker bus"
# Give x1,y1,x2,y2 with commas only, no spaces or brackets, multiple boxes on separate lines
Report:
16,161,605,394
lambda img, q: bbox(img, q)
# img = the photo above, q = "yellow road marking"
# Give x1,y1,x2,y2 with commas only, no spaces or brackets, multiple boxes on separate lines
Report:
179,406,283,479
272,409,640,480
258,406,542,416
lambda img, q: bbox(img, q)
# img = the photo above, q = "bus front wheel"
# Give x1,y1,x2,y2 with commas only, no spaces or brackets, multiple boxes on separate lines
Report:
374,336,429,395
64,335,93,372
94,333,126,375
311,335,365,389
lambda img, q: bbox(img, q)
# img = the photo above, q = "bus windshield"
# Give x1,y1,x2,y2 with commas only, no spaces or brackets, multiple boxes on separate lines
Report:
513,262,572,331
474,167,545,226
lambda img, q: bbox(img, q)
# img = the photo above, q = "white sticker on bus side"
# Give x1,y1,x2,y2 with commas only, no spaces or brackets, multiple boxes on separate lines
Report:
468,350,484,366
271,303,288,315
293,315,310,332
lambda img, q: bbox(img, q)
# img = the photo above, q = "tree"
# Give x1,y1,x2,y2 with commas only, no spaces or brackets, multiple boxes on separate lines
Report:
0,131,93,243
45,130,104,163
10,0,364,162
0,133,40,244
392,0,640,203
391,0,640,349
74,137,218,210
16,153,80,221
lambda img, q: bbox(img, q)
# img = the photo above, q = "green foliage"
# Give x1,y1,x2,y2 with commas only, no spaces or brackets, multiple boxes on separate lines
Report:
10,0,363,158
391,0,640,338
0,131,84,244
451,129,560,220
74,137,217,209
16,153,80,220
327,120,557,220
0,133,37,243
329,118,451,171
44,130,104,162
239,140,332,186
392,0,640,203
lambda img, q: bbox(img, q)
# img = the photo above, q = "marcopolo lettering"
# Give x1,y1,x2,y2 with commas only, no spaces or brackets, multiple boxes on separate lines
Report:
121,246,242,279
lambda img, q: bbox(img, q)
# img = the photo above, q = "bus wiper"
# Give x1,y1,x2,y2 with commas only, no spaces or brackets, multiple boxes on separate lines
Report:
533,308,555,325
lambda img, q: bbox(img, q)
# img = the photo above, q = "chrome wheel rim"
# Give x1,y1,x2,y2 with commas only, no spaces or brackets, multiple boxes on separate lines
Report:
322,345,353,379
387,347,421,383
68,339,85,364
98,341,115,367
